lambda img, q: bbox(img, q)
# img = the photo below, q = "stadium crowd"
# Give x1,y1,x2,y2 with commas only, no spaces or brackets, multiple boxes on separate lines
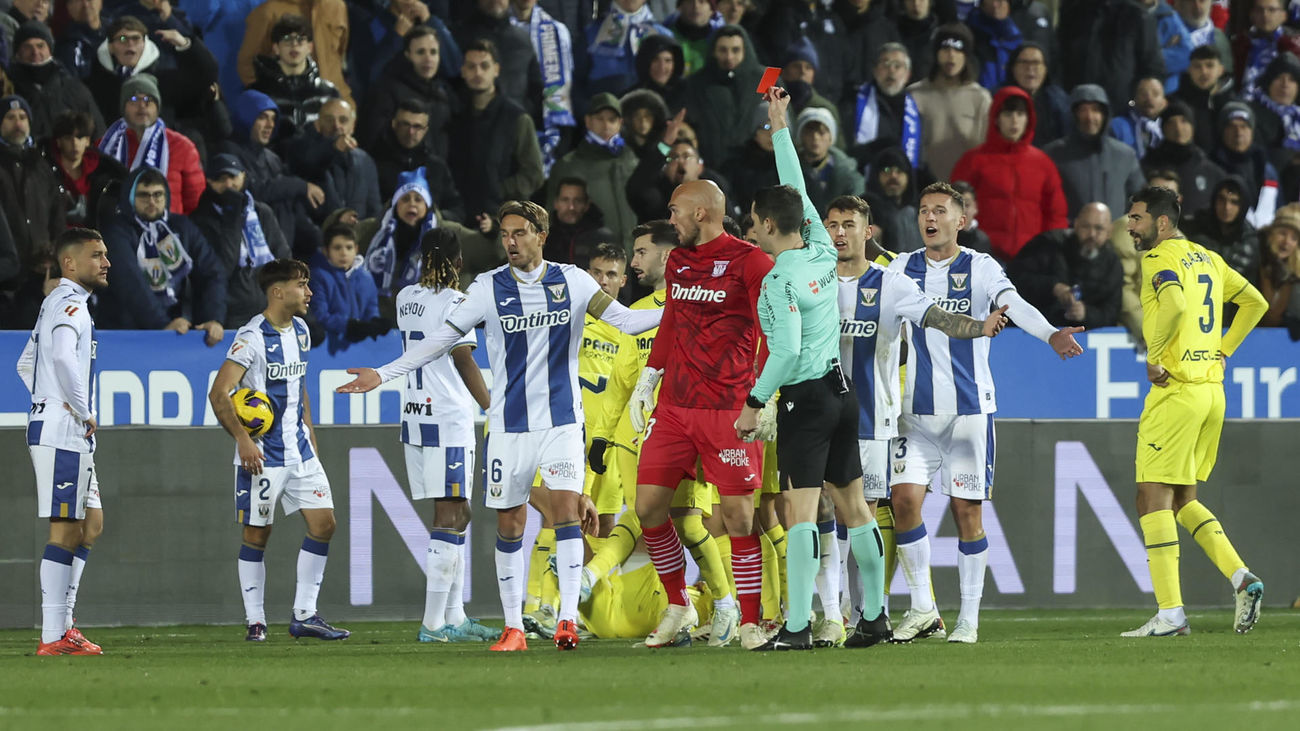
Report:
0,0,1298,346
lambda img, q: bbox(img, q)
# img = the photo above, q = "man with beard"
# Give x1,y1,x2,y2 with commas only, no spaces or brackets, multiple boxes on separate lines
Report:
1112,76,1171,160
1210,102,1279,226
546,177,611,267
96,165,226,340
628,137,737,224
1008,202,1125,328
863,147,924,253
1046,84,1147,218
368,99,464,220
842,43,922,177
1142,100,1227,217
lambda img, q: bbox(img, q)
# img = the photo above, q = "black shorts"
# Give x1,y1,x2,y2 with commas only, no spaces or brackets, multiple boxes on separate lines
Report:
775,363,863,489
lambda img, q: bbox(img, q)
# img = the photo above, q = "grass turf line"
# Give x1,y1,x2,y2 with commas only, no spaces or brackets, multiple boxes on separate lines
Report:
1,609,1297,731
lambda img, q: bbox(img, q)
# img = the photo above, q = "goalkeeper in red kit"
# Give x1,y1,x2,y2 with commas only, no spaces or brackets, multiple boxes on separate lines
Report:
627,180,776,650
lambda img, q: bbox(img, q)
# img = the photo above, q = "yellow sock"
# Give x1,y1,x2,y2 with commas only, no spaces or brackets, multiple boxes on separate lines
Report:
586,514,639,579
876,503,896,600
760,530,781,621
1176,500,1246,581
524,527,554,613
715,533,735,595
540,561,560,610
675,514,730,601
765,524,788,608
1140,510,1183,610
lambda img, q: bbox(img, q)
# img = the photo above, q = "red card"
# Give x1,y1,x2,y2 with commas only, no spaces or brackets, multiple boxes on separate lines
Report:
757,67,782,94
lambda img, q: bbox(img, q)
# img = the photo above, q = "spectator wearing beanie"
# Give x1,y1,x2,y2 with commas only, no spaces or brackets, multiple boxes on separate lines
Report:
909,24,991,182
1045,84,1146,219
97,74,205,214
0,93,65,329
1142,99,1227,216
793,106,863,216
1247,51,1300,164
951,86,1068,261
188,153,292,329
8,21,105,140
624,33,686,111
781,39,844,148
44,110,127,230
0,0,50,53
1004,42,1072,149
358,168,439,318
1212,101,1279,226
97,165,227,338
863,145,923,253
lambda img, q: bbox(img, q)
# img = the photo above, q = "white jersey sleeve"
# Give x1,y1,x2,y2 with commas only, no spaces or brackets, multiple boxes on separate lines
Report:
881,268,935,327
397,285,479,448
26,281,97,453
447,276,493,335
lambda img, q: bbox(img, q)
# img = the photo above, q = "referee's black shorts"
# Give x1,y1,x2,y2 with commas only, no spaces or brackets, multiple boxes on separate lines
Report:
775,363,863,489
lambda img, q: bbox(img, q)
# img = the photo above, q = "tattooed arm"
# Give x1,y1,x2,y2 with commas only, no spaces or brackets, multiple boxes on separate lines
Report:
922,304,1008,339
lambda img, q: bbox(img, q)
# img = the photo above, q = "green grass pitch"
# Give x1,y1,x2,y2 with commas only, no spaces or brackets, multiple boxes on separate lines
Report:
2,609,1298,730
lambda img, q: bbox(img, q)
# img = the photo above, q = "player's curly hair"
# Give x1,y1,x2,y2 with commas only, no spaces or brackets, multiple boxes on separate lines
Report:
419,228,462,292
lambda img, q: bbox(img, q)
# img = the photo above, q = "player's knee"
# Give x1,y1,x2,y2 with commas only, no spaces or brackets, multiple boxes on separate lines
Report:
308,514,337,540
433,498,471,531
242,524,271,546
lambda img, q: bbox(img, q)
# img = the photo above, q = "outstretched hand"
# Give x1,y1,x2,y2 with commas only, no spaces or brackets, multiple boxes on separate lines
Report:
1049,327,1086,359
764,87,790,132
336,367,381,393
983,305,1009,338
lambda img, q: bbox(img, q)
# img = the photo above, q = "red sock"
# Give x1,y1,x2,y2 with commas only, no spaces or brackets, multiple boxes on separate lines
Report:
643,520,688,606
731,533,762,624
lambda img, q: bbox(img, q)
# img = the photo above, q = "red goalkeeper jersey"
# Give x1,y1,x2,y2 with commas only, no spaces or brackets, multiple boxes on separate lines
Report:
646,232,772,410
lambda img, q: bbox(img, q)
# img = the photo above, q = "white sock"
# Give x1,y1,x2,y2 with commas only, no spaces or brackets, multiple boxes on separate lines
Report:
1158,606,1187,625
814,524,841,623
957,537,989,628
238,543,267,625
293,536,329,620
423,529,462,630
40,546,74,644
496,536,526,630
65,545,90,631
897,525,934,613
1230,567,1248,589
554,523,584,623
446,541,468,627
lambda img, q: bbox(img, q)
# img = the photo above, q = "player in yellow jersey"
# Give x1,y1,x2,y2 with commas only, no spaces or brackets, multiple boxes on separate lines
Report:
521,243,627,637
581,547,714,641
1121,186,1268,638
584,220,739,647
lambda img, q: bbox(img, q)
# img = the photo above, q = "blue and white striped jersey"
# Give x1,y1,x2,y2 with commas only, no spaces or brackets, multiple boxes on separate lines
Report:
225,314,315,467
888,248,1014,416
838,265,935,440
396,284,477,448
19,280,98,453
447,262,602,434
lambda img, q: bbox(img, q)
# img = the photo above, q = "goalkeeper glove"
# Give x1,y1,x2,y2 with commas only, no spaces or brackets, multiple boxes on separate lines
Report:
588,437,609,475
628,367,662,434
754,396,778,443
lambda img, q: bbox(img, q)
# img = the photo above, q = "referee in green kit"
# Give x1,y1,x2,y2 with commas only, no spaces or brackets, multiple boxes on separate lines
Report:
734,87,865,651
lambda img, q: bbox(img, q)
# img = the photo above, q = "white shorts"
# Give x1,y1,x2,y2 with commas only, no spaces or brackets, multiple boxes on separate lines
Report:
30,445,100,519
889,413,996,500
484,423,584,510
236,458,333,526
404,443,475,500
858,439,891,501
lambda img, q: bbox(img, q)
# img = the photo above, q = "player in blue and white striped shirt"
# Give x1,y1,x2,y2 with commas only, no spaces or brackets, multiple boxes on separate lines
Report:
18,228,110,655
885,183,1083,644
834,197,1007,647
209,259,349,643
340,201,662,651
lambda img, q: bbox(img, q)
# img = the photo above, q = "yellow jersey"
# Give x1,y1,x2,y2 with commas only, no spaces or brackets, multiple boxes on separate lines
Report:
579,313,621,433
593,289,664,451
1140,238,1262,385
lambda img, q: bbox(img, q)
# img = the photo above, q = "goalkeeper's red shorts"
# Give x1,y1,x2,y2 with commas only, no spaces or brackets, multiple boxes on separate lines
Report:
636,403,763,496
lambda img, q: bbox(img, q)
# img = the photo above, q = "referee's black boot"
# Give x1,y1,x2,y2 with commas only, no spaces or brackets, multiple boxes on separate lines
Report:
845,611,892,648
754,624,813,651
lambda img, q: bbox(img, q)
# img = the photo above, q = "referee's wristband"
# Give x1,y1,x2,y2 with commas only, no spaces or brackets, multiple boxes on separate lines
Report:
746,395,765,409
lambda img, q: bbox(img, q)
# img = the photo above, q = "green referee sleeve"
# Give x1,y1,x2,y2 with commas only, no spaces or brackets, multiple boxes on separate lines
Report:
772,127,834,255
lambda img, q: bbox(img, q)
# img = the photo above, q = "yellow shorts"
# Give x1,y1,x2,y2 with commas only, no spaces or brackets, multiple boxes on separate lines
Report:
589,445,623,516
1136,381,1225,484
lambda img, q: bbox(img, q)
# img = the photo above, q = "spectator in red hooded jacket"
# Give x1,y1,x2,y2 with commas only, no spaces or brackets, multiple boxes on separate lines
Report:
950,85,1068,261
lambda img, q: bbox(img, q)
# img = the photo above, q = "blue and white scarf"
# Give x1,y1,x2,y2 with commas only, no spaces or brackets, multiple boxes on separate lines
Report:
1244,28,1283,91
853,83,921,170
134,214,192,307
591,4,657,60
215,192,274,268
585,128,626,156
513,5,576,175
1248,85,1300,150
99,118,170,173
367,170,437,296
